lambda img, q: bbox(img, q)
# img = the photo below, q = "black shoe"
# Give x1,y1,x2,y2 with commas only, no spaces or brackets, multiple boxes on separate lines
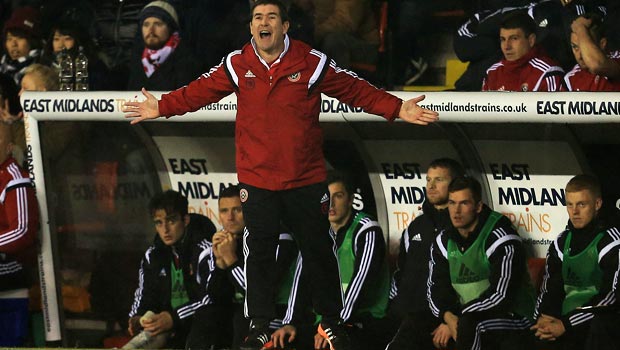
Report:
240,322,271,350
317,322,351,350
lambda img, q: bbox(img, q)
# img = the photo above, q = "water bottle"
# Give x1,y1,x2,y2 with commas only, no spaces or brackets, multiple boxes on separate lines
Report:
74,46,89,91
58,48,74,91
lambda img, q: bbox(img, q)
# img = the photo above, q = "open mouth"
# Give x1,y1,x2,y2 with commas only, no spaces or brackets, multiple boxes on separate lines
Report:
260,30,272,39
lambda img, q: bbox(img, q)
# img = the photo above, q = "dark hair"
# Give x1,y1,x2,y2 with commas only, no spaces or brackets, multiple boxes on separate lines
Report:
0,73,22,115
581,13,605,42
41,21,94,66
566,174,601,199
448,176,482,204
5,28,42,50
327,171,355,198
500,11,537,38
219,184,240,203
149,190,188,217
429,158,465,179
250,0,289,23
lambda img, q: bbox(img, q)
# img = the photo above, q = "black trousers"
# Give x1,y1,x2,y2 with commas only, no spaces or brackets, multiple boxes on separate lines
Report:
239,182,343,324
535,312,620,350
385,311,446,350
457,312,534,350
185,304,234,350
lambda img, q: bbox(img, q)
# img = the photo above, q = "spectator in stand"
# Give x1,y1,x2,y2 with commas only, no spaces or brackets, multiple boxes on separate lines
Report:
0,122,39,347
386,158,465,350
40,20,108,90
308,0,380,72
563,14,620,91
390,0,437,85
0,73,21,126
89,0,149,90
178,0,250,71
0,6,42,85
531,175,620,350
482,11,564,91
127,190,220,349
20,63,58,94
127,1,201,91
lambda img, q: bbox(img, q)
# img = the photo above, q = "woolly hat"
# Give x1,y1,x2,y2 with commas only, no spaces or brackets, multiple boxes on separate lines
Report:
3,6,41,38
140,1,179,30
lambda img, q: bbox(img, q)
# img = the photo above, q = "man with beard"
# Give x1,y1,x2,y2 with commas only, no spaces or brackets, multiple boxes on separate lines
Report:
386,158,464,350
126,1,201,91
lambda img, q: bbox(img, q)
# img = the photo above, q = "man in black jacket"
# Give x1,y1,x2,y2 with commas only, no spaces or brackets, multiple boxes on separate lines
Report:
427,177,535,350
387,158,464,350
531,174,620,350
127,190,223,349
126,1,202,91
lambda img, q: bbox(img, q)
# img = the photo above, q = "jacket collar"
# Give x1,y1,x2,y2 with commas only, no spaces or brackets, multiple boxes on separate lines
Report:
250,34,291,69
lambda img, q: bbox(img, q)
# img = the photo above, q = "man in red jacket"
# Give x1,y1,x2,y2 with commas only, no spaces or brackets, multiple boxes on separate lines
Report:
0,122,39,347
482,11,564,91
563,14,620,91
123,1,438,349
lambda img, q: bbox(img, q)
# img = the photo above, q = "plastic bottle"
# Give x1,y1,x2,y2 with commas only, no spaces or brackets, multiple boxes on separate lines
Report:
58,48,74,91
74,46,89,91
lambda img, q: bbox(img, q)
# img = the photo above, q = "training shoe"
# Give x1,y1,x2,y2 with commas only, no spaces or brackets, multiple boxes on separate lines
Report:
404,57,429,85
317,323,351,350
240,322,271,350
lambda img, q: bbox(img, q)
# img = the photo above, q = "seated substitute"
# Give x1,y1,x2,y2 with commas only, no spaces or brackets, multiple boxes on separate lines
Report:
563,14,620,91
531,174,620,350
310,172,391,350
212,185,311,350
482,11,563,91
387,158,465,350
428,176,535,350
127,190,221,349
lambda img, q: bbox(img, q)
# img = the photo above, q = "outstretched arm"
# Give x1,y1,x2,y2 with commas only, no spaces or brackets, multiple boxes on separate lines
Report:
122,88,161,124
398,95,439,125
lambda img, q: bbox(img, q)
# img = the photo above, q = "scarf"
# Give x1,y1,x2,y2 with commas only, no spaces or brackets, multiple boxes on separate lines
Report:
0,49,41,85
141,31,180,78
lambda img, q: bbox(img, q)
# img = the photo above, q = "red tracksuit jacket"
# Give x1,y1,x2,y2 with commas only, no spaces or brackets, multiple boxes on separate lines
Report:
0,157,39,291
158,36,402,191
482,46,564,92
562,51,620,91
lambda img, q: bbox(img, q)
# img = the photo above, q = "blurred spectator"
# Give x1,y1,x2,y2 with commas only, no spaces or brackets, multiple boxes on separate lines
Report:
0,73,21,125
0,121,40,347
126,1,201,91
40,20,109,90
296,0,379,71
20,63,58,93
0,6,42,85
390,0,437,85
563,14,620,91
89,0,149,90
177,0,249,71
482,11,564,91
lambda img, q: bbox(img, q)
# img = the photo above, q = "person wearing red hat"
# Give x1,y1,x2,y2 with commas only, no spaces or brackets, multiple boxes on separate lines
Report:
0,6,43,85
